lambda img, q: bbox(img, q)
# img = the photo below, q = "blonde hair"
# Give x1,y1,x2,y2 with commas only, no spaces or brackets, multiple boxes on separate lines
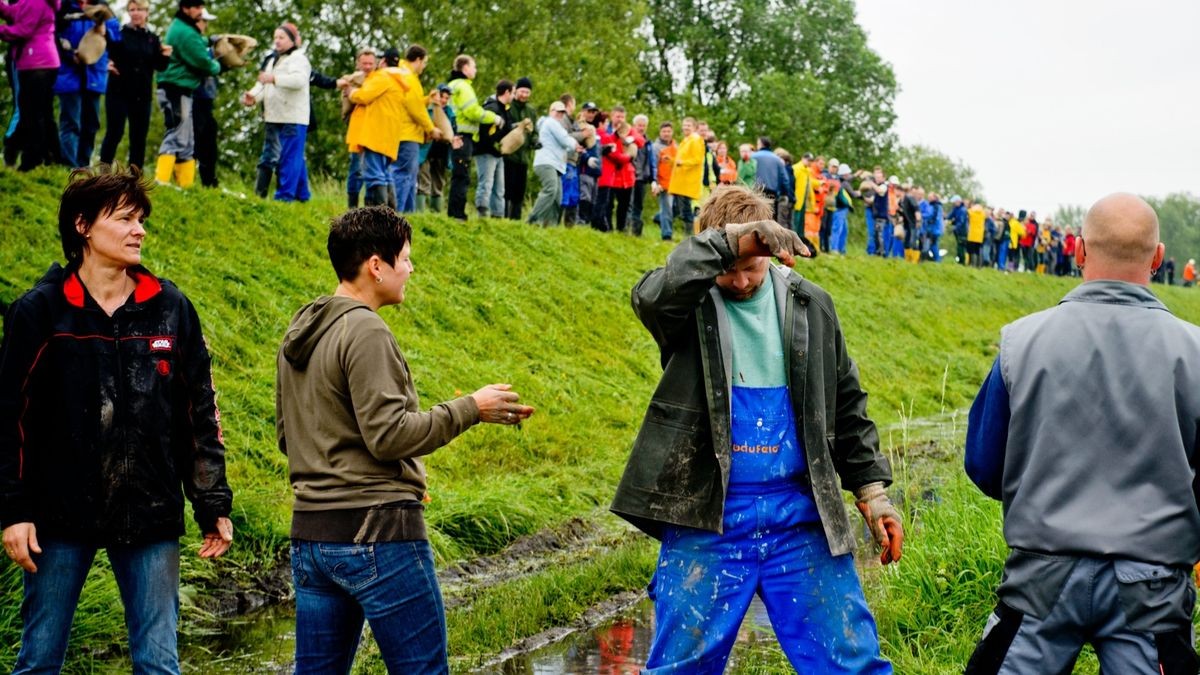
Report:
695,185,774,233
126,0,148,9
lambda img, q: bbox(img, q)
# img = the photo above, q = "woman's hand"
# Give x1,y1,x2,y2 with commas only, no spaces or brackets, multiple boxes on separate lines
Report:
472,384,534,425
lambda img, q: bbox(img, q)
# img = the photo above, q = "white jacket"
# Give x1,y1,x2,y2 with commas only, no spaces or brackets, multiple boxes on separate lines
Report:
248,47,311,125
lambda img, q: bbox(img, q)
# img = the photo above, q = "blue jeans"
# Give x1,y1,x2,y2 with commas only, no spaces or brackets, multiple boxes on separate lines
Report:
274,123,310,202
390,141,420,213
347,152,363,198
656,191,674,239
257,122,283,172
14,538,181,674
646,489,890,674
865,209,878,255
58,90,101,167
474,153,505,216
361,149,391,188
672,194,694,236
831,207,849,254
292,539,448,675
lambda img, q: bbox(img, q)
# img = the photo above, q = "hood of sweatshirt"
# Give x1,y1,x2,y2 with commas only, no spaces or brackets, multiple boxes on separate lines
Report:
281,295,370,370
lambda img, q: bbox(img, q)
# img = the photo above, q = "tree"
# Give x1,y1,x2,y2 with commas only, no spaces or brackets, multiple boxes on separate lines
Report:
1051,204,1085,231
639,0,897,161
891,144,984,203
1145,193,1200,266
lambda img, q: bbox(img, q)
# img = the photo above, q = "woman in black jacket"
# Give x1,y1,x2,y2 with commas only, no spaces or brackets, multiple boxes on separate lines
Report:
0,166,233,672
98,0,170,169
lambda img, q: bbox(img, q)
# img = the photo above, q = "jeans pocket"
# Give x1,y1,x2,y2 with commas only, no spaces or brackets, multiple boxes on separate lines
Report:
1113,559,1194,633
318,543,379,590
290,542,309,588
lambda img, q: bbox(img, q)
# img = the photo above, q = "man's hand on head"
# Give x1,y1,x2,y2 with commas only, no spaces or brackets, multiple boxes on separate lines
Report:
723,220,812,267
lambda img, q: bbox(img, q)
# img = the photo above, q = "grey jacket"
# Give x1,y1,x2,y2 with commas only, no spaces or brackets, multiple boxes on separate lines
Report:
610,229,891,556
998,281,1200,566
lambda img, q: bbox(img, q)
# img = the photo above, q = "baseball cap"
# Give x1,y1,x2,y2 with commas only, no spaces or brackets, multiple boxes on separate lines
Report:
549,101,567,113
582,101,598,111
436,83,451,94
199,8,216,20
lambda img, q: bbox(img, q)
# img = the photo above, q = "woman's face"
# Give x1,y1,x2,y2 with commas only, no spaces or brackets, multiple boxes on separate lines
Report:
273,29,294,53
377,241,413,306
128,3,148,27
79,202,146,269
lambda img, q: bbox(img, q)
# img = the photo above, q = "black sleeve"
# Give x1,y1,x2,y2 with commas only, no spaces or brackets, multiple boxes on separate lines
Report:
175,295,232,532
309,69,337,90
0,298,48,529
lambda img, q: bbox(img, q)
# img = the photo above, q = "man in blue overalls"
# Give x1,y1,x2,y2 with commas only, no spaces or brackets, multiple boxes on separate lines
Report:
612,184,904,673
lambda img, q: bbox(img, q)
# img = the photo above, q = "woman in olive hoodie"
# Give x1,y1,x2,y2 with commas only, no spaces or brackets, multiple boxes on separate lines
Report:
276,206,533,673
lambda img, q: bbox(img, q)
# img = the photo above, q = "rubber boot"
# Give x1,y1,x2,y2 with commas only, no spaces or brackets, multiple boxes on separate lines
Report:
254,166,272,198
386,184,397,210
415,194,427,213
364,185,389,207
348,192,359,209
174,159,196,188
155,154,176,184
429,195,443,213
476,205,489,218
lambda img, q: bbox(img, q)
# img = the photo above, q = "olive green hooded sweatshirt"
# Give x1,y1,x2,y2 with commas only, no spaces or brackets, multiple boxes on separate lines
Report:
276,295,479,541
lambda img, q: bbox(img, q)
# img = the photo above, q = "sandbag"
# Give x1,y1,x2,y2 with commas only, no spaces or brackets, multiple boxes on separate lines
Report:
339,70,366,120
616,121,638,160
82,4,114,22
499,118,534,155
572,122,596,149
431,104,454,140
76,24,106,65
212,34,258,70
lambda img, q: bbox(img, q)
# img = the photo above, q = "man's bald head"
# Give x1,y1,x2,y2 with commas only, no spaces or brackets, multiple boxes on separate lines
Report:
1081,193,1160,267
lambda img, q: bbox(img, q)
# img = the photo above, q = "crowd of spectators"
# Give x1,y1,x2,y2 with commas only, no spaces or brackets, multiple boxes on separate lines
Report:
0,2,1191,285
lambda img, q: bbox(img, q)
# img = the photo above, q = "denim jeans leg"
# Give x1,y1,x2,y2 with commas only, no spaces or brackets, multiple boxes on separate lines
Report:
347,152,363,197
351,541,448,674
58,92,82,167
474,155,495,212
292,541,366,675
657,192,673,239
361,149,389,188
78,91,101,166
488,159,505,217
109,540,181,675
258,122,282,172
392,141,420,213
13,539,96,674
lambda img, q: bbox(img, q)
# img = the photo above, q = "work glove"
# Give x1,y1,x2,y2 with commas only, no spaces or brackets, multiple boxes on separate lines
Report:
723,219,811,266
854,481,903,565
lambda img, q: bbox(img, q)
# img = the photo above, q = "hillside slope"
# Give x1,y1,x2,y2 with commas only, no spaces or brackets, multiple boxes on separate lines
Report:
3,167,1199,668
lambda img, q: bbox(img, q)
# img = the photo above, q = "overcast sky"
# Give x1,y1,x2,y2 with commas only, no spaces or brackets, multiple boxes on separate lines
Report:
853,0,1199,218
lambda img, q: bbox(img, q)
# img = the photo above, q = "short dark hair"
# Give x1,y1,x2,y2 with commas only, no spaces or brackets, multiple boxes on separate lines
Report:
611,104,626,114
659,121,673,130
559,93,574,105
453,54,473,71
496,79,514,96
757,136,773,150
405,44,427,62
327,207,412,282
58,165,153,268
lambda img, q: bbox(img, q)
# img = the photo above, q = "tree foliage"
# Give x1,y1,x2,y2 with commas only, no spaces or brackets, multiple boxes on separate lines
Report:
640,0,897,162
1145,193,1200,265
892,144,985,203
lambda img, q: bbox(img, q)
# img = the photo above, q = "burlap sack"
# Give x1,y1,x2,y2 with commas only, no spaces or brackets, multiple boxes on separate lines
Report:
339,71,366,119
616,121,638,159
212,34,258,70
431,104,454,140
499,118,534,155
573,122,596,149
76,24,106,65
82,4,115,22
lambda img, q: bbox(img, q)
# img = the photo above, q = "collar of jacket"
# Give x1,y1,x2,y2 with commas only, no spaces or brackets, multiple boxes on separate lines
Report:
1059,280,1167,312
63,266,162,308
703,264,811,404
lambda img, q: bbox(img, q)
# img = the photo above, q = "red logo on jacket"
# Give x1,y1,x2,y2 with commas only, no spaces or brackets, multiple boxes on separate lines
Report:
156,360,171,376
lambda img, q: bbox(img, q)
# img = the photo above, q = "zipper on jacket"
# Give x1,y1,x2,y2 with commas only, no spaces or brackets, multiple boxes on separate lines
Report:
112,309,133,543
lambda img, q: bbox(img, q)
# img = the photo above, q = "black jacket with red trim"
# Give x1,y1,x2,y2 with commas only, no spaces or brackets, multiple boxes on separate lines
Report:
0,263,232,545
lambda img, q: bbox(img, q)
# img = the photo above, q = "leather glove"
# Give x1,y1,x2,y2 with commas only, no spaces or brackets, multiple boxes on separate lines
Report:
723,219,811,264
854,481,903,565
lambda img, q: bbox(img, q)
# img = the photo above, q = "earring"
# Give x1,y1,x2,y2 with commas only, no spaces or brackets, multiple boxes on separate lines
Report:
375,276,383,283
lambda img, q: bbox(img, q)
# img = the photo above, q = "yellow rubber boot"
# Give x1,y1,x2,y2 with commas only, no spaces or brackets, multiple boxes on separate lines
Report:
174,159,196,188
155,154,176,184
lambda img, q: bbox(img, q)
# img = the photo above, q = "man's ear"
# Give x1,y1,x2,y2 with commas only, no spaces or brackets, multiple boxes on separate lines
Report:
1074,237,1086,269
1153,242,1166,272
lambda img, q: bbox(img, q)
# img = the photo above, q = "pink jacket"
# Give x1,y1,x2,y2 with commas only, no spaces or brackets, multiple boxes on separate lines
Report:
0,0,61,71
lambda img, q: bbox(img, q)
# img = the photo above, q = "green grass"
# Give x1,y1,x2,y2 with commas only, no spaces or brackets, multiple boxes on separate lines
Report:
5,165,1200,670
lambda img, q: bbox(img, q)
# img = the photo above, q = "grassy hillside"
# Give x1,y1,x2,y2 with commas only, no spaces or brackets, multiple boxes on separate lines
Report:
3,166,1200,670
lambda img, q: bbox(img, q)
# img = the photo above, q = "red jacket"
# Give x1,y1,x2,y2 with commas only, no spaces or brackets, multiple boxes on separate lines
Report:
598,123,642,189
